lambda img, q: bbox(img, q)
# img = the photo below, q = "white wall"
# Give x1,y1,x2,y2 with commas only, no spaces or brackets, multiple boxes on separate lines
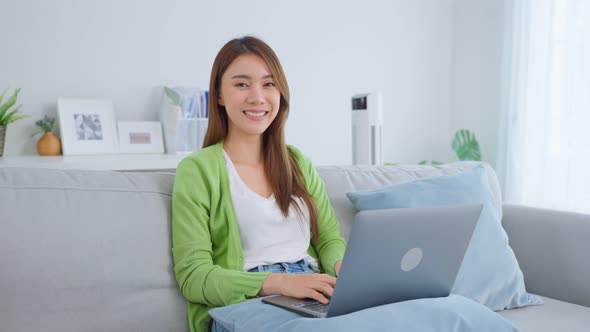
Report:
0,0,455,165
451,0,505,168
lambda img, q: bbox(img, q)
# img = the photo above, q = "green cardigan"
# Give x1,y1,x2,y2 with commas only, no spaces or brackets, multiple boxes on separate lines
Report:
172,141,347,332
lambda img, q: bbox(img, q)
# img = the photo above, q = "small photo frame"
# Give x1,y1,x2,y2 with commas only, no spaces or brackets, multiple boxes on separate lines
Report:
117,121,164,154
57,98,118,155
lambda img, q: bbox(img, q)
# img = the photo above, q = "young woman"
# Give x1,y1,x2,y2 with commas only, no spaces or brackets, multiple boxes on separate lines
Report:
172,36,346,332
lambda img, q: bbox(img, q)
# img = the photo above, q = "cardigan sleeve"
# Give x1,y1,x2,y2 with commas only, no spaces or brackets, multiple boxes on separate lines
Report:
290,147,347,276
171,156,269,307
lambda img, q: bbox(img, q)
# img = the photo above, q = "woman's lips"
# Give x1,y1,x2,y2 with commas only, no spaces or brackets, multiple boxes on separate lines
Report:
243,110,269,121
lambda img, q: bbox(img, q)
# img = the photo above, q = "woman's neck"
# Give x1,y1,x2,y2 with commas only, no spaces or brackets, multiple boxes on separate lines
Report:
223,132,264,166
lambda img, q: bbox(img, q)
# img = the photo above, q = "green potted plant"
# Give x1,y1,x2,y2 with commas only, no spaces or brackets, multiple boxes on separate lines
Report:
451,129,481,161
34,115,61,156
0,88,27,157
418,129,481,164
387,129,482,166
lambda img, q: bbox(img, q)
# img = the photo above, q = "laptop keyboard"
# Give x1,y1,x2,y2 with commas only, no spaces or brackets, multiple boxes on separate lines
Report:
293,300,329,314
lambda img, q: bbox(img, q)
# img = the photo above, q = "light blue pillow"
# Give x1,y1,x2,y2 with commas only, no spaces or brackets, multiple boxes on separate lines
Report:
209,295,518,332
345,166,543,311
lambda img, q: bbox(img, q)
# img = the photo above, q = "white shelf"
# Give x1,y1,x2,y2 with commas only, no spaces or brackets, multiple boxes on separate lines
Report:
0,153,190,171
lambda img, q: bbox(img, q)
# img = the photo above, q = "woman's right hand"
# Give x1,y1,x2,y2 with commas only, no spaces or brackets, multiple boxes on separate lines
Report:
259,273,337,304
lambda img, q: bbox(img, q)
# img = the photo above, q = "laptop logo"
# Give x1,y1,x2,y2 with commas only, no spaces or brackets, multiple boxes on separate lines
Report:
401,247,423,272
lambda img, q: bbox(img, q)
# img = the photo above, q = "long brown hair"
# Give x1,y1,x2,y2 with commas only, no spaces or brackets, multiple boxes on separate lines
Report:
203,36,320,243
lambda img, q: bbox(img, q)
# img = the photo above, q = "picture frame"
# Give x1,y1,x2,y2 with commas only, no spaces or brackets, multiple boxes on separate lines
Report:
57,98,118,155
117,121,164,154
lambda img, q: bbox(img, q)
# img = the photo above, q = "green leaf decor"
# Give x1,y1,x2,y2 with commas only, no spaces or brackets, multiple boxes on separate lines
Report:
452,129,481,161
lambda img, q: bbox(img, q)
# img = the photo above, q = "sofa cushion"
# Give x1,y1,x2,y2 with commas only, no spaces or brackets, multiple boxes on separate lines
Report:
499,296,590,332
316,162,502,240
0,167,186,332
345,166,542,310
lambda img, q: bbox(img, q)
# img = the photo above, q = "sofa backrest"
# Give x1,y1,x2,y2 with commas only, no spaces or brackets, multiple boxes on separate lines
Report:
317,162,502,239
0,167,186,332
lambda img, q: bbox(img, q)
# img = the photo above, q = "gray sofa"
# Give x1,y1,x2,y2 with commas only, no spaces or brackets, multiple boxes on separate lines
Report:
1,163,589,331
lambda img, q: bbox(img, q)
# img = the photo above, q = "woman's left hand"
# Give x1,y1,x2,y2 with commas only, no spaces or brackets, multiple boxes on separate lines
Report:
334,260,342,277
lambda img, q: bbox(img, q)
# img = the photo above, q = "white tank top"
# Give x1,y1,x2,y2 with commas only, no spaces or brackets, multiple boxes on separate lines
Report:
223,150,318,272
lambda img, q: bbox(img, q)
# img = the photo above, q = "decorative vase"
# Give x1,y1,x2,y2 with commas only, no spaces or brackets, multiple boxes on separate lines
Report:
0,125,6,157
37,132,62,156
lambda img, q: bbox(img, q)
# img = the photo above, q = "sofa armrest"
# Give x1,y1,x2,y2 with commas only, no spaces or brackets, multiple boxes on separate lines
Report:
502,204,590,307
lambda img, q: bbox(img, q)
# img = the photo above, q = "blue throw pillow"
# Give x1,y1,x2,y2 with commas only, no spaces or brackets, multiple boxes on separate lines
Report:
345,166,542,310
209,295,518,332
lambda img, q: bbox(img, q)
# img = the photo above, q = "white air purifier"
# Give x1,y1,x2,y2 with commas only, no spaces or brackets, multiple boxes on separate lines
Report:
351,92,382,165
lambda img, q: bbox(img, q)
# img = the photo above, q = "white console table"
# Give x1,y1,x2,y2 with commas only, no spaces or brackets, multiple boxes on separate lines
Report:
0,153,189,171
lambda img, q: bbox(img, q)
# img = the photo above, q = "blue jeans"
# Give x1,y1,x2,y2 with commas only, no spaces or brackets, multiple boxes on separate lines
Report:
210,259,316,332
247,259,317,274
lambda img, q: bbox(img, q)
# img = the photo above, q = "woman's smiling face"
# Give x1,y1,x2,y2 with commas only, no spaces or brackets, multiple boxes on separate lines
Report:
218,54,281,139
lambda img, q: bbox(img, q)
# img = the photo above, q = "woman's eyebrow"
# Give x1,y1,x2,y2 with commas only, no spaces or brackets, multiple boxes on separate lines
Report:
230,74,274,80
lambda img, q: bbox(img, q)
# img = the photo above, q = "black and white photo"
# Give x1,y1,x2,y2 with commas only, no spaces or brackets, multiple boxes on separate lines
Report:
57,98,118,155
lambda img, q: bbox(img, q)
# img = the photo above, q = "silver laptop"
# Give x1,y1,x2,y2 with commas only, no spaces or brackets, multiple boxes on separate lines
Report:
262,203,482,318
